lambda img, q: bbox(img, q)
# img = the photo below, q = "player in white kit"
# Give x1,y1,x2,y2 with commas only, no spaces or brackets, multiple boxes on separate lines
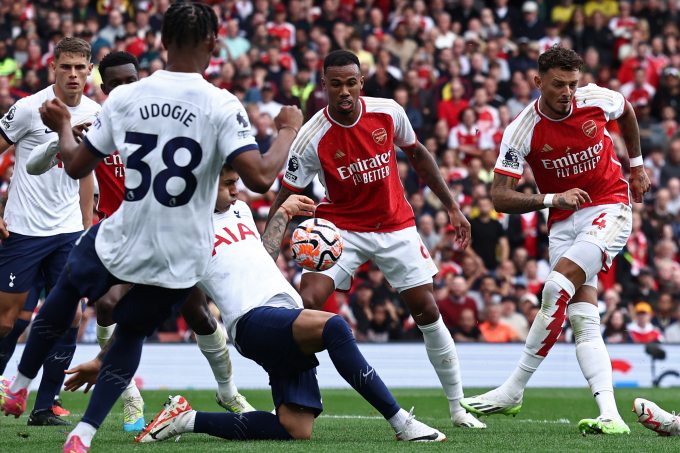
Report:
0,37,100,426
0,5,303,452
461,46,650,435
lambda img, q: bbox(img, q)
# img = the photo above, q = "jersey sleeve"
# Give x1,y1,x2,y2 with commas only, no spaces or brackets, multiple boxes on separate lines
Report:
84,98,116,158
578,84,626,121
478,131,495,150
391,103,417,149
0,98,32,145
494,126,533,179
447,127,459,149
215,97,259,165
26,137,61,175
281,126,321,193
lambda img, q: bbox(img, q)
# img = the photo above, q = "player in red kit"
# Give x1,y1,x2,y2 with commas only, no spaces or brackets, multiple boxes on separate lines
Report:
269,50,485,429
461,46,651,435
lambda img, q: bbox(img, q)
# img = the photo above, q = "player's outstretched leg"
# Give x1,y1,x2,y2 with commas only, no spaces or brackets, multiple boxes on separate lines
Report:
180,288,254,414
634,398,680,436
135,395,293,443
399,285,484,428
570,300,629,435
462,269,576,417
0,316,30,374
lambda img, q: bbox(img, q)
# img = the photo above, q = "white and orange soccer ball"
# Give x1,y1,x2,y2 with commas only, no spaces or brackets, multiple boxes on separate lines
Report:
290,218,343,271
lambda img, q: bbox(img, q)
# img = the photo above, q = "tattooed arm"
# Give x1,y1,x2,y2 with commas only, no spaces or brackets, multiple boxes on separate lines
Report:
491,172,592,214
617,101,651,203
262,194,316,262
267,185,296,225
404,141,471,249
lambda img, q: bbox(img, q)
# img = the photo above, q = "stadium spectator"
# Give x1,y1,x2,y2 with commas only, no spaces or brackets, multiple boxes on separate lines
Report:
652,293,676,331
469,197,508,271
479,305,519,342
499,296,529,341
628,302,665,343
438,275,479,330
451,308,486,342
602,310,632,343
663,304,680,342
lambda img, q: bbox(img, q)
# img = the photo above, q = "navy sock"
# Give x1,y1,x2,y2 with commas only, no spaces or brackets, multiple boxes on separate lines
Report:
33,326,78,412
194,411,294,440
18,281,80,380
0,318,30,375
81,326,144,429
322,315,400,419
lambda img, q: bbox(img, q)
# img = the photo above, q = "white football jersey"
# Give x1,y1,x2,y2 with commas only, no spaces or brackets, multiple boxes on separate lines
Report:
85,70,258,288
197,200,302,341
0,86,100,236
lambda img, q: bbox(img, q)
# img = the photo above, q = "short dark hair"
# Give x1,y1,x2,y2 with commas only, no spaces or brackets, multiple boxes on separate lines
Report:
323,50,360,74
538,45,583,75
98,51,139,81
54,37,91,61
161,3,219,49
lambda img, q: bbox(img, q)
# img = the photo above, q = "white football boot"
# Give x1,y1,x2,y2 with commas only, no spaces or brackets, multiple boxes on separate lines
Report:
634,398,680,437
134,395,194,443
395,407,446,442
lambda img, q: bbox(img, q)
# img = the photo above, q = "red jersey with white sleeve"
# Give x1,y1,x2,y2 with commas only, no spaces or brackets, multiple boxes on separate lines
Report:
282,97,416,233
493,84,630,229
94,151,125,218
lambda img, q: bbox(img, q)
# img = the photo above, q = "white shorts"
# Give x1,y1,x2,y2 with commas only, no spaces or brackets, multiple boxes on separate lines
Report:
302,226,438,293
549,203,632,288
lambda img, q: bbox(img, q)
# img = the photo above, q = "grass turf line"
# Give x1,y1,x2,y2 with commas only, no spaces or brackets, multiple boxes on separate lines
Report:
1,388,678,452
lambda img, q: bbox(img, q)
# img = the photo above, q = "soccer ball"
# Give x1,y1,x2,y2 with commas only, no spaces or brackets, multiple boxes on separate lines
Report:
290,218,343,271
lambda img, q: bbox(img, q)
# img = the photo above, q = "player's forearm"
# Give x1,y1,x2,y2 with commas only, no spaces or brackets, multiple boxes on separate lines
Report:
262,207,290,262
0,189,7,217
254,129,298,193
79,172,94,229
617,102,642,161
491,173,546,214
267,186,295,225
405,142,458,211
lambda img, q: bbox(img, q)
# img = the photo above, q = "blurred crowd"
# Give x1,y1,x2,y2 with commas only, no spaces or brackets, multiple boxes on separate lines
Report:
3,0,680,344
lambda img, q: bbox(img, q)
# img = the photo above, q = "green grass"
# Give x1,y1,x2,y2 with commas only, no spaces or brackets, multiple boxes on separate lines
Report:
1,388,678,452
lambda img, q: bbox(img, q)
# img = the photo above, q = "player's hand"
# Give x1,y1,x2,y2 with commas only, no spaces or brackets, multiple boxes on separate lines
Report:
63,358,101,393
0,216,8,239
39,98,71,133
447,208,471,250
280,195,316,220
72,122,91,143
629,165,651,203
554,188,592,211
274,106,303,133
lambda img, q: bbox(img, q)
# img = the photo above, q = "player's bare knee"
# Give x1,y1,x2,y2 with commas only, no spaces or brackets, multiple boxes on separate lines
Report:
95,296,116,326
300,289,326,311
277,404,314,440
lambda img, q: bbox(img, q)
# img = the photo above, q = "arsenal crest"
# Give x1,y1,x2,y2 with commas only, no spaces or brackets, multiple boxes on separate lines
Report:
582,120,597,138
372,128,387,145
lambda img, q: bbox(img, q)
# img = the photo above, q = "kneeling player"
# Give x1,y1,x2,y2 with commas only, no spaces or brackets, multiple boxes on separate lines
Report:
71,166,446,442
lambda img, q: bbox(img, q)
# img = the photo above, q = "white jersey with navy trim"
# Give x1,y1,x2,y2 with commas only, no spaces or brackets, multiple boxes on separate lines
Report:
0,86,100,236
197,200,302,341
84,70,259,288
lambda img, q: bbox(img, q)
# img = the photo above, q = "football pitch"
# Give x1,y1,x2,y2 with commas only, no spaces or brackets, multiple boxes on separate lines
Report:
1,388,678,452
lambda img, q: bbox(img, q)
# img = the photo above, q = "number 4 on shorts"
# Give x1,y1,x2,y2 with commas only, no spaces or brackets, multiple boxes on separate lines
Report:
592,213,606,230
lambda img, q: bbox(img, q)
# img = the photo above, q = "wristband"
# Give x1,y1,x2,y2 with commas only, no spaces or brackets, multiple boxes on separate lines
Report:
543,193,555,208
279,125,299,135
630,156,644,167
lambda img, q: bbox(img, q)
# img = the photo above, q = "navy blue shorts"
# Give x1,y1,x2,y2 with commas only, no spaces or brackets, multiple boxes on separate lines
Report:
61,223,193,336
235,306,323,416
0,230,81,293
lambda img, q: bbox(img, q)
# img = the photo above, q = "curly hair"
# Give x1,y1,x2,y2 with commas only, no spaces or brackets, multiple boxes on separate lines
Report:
538,45,583,75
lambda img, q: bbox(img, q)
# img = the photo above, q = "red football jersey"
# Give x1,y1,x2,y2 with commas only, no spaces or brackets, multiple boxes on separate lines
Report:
95,151,125,218
494,84,630,229
282,97,417,233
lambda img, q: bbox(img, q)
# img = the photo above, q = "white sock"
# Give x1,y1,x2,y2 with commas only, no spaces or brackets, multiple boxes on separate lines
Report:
418,316,464,417
96,322,116,349
121,376,141,400
196,326,237,401
9,372,32,393
387,408,409,430
66,421,97,447
569,301,620,419
498,272,575,400
184,410,197,433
